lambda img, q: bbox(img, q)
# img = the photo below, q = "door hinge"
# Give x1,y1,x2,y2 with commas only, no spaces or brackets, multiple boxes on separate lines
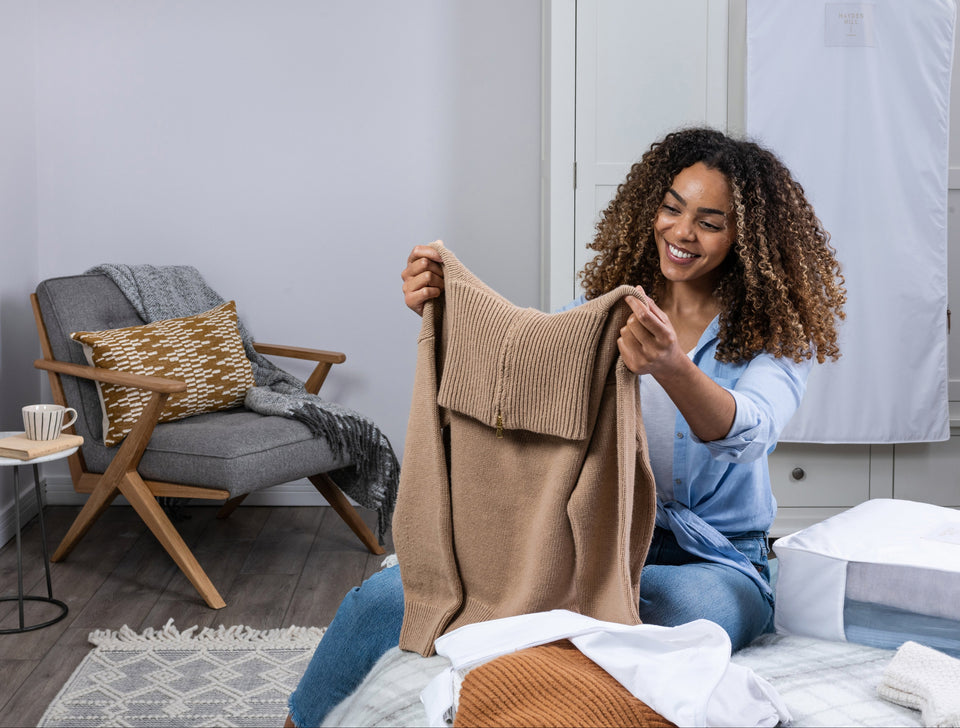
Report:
573,161,577,190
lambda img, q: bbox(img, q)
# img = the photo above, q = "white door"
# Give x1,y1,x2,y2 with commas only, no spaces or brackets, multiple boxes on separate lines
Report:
545,0,730,311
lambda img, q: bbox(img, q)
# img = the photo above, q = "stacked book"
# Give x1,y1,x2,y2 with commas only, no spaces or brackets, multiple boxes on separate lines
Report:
0,433,83,461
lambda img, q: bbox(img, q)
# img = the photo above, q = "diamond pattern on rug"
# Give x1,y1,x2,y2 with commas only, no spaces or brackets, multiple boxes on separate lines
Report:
39,620,324,728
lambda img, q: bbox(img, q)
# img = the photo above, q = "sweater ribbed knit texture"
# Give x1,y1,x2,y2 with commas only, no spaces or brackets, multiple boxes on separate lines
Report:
393,242,657,656
453,640,675,728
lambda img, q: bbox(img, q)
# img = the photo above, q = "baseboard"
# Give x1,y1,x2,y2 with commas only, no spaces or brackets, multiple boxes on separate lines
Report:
3,476,348,548
0,480,42,550
42,476,339,507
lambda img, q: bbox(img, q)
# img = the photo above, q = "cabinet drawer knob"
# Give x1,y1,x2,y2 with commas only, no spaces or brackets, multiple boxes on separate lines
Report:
790,467,806,481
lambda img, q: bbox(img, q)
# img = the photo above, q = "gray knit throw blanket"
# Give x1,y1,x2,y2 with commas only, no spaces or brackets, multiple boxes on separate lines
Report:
87,264,398,541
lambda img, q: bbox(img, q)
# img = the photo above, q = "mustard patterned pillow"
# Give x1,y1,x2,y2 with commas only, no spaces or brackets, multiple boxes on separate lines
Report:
71,301,256,446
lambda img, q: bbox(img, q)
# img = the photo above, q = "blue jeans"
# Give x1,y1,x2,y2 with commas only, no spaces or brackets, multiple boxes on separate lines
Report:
288,566,405,728
288,528,772,726
637,528,774,652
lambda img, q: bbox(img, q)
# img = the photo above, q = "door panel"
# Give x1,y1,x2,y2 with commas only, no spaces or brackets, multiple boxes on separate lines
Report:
571,0,729,297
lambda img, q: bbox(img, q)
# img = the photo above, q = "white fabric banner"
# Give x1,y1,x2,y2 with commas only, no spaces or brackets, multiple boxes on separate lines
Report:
746,0,955,443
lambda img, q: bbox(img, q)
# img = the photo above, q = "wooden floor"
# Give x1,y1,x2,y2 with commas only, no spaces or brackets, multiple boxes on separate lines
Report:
0,503,391,727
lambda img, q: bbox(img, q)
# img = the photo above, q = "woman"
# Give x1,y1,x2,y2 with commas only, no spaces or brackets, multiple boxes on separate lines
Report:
286,127,846,727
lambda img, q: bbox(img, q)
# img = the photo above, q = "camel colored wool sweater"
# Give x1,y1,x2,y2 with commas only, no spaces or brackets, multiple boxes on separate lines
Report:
454,640,675,728
393,242,657,656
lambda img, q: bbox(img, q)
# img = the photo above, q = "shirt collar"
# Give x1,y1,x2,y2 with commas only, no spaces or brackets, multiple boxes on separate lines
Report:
691,315,721,361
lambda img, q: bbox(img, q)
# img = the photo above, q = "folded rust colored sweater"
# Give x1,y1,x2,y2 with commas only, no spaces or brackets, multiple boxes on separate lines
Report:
393,242,657,656
454,640,675,728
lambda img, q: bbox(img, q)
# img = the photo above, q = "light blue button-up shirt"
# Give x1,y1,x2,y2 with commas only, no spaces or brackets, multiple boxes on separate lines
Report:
676,314,811,534
560,295,813,598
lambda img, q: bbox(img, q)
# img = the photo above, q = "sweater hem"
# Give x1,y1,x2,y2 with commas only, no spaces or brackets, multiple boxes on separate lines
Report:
399,598,458,657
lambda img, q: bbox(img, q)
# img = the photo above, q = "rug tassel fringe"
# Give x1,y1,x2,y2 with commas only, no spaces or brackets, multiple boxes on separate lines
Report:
89,617,325,648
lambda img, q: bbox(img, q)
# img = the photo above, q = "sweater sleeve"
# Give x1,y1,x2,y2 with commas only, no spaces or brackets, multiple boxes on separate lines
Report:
393,296,464,656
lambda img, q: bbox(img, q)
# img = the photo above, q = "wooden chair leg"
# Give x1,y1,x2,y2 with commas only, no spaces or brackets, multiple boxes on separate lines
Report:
217,493,249,519
118,471,226,609
51,475,121,562
308,473,385,555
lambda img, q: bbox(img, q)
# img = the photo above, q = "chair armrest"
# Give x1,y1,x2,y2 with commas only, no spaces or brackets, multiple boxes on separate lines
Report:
251,342,346,364
251,342,345,395
34,358,187,394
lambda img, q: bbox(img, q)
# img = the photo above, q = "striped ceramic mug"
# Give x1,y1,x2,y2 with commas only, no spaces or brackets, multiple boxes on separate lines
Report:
22,404,78,441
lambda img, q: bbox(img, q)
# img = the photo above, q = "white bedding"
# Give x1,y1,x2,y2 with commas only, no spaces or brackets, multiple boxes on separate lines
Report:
322,633,922,727
734,635,920,727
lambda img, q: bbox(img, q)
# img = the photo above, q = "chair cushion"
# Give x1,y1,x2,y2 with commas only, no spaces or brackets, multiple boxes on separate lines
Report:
138,409,349,497
71,301,255,446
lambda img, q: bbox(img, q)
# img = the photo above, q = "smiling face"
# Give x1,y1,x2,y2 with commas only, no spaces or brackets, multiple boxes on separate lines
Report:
653,162,734,293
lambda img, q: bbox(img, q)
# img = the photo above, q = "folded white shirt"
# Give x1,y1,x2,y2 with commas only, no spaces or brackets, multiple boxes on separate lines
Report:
421,609,791,728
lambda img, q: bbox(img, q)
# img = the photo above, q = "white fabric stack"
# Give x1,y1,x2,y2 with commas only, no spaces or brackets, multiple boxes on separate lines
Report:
878,641,960,726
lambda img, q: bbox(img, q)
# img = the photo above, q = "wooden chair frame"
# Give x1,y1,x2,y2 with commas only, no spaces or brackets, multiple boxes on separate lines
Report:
31,293,384,610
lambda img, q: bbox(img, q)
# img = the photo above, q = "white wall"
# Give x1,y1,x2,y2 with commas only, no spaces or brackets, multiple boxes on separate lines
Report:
0,1,42,541
30,0,541,465
0,0,541,529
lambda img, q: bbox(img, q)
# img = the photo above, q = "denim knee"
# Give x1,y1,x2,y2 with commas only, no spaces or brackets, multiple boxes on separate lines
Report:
638,561,772,652
340,565,405,631
288,565,405,727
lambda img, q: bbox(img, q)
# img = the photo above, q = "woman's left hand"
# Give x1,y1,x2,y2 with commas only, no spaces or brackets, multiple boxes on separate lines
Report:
617,288,686,376
618,286,737,442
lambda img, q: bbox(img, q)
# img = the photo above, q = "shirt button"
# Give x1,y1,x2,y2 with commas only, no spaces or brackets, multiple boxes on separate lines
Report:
675,432,684,439
675,478,682,486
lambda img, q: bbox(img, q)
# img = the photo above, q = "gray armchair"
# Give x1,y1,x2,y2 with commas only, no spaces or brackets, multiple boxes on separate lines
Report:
32,273,385,609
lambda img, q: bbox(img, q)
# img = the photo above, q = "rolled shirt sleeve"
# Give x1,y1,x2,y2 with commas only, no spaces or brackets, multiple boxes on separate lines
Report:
692,352,813,463
559,295,813,466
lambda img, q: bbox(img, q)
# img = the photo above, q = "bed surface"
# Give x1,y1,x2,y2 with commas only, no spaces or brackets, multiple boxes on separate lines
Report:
322,632,922,727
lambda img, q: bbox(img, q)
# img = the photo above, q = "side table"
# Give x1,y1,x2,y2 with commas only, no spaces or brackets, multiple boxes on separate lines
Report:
0,431,74,634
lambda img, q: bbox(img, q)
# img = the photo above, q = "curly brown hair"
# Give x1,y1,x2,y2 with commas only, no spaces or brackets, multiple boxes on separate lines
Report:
580,127,846,364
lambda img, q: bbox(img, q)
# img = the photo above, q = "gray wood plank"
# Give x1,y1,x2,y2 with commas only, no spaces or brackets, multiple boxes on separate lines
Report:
239,506,324,575
136,503,276,630
200,504,272,542
0,659,39,718
0,625,91,728
215,572,300,630
0,505,115,623
138,538,256,631
284,547,368,628
0,516,142,660
313,504,388,554
0,503,392,724
68,502,215,629
363,553,388,581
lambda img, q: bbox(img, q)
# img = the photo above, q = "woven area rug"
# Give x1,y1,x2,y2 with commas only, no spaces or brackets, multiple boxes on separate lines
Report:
39,619,324,727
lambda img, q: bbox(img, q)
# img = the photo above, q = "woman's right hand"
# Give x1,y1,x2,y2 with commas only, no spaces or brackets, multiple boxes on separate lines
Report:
401,243,445,316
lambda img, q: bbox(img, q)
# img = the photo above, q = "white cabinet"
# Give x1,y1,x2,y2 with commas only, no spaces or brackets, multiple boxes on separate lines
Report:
768,444,876,537
770,444,871,509
767,429,960,537
893,435,960,508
